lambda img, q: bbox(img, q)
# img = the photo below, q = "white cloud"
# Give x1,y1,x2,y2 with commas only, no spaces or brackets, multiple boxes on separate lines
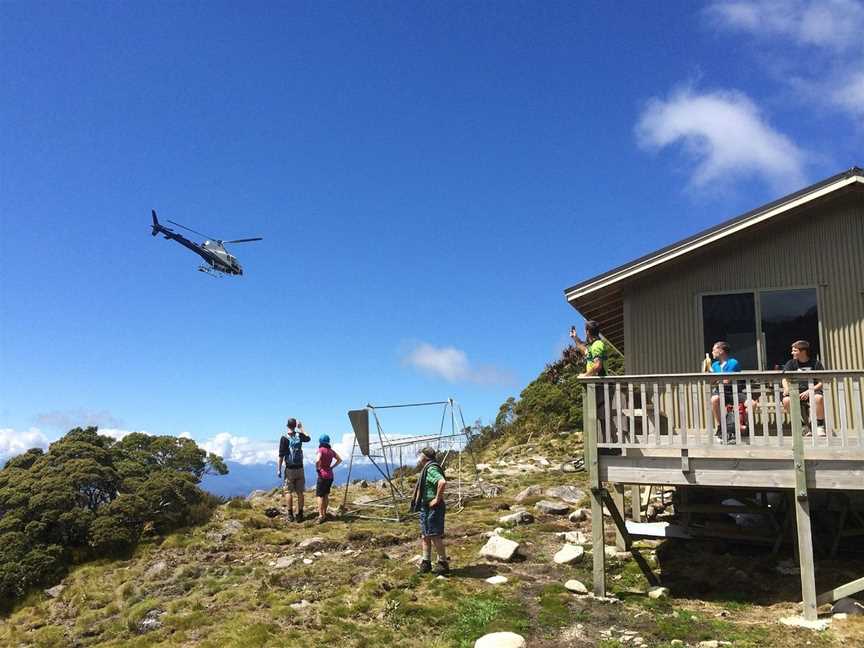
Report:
830,72,864,119
197,432,276,465
707,1,864,123
0,427,50,462
402,342,513,385
636,87,806,190
708,0,864,52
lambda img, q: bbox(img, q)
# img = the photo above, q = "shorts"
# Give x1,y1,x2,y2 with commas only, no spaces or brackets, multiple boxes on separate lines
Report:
316,478,333,497
283,467,305,494
419,501,446,537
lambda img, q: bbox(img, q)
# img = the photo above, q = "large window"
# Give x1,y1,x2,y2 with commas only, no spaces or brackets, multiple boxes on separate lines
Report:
702,288,820,370
760,288,820,369
702,293,759,369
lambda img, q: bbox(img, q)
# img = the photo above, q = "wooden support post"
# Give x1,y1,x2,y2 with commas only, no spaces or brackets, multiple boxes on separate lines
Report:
631,485,642,523
790,382,818,621
612,484,627,550
601,489,660,587
585,383,606,597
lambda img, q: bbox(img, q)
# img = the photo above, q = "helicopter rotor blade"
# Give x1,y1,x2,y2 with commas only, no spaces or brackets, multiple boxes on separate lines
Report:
223,237,263,244
166,220,218,240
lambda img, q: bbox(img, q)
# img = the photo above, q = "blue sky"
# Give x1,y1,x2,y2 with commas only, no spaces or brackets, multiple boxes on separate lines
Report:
2,1,862,464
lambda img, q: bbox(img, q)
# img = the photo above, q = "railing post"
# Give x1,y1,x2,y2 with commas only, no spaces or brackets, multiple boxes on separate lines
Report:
789,381,818,621
584,382,606,597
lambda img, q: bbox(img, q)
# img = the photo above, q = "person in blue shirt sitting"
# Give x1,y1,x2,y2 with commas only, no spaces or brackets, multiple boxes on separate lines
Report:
708,341,742,436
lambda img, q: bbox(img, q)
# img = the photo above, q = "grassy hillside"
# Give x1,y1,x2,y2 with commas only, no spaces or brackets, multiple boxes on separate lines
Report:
2,433,859,647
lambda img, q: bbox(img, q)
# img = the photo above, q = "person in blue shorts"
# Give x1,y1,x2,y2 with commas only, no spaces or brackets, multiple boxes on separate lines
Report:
410,447,448,575
708,341,742,436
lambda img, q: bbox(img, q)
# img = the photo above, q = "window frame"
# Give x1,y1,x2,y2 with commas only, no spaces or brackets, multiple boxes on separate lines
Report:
697,284,825,370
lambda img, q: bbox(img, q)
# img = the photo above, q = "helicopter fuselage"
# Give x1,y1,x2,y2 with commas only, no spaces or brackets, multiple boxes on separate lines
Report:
152,216,243,275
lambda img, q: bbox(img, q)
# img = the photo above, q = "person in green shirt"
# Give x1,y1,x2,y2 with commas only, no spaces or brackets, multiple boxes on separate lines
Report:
410,446,448,575
572,320,611,443
571,320,607,378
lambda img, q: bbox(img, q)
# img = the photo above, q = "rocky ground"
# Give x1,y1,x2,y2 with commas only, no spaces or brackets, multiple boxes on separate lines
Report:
1,432,862,647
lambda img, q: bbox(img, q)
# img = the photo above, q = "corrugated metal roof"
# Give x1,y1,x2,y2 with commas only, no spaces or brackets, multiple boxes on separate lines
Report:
564,167,864,353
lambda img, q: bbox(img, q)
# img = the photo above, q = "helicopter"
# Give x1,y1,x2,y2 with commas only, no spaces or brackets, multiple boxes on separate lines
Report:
150,210,262,276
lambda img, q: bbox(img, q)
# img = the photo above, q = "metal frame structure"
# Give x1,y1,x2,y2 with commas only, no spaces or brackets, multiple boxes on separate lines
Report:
339,398,479,521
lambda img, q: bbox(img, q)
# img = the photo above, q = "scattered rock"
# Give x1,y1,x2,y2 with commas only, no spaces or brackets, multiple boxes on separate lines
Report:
479,483,505,497
535,500,570,515
553,544,585,565
474,631,526,648
137,609,163,633
263,507,281,518
206,519,243,543
44,584,65,598
545,485,584,504
647,586,669,600
358,480,368,488
558,531,588,545
832,597,864,615
298,537,326,550
514,485,544,503
291,599,312,610
492,502,511,511
603,546,631,560
697,642,719,648
246,489,267,500
569,509,589,523
670,641,684,647
302,558,314,565
475,463,491,471
479,535,521,562
774,560,801,576
564,579,588,594
273,556,297,569
485,575,508,585
144,561,168,579
499,511,534,526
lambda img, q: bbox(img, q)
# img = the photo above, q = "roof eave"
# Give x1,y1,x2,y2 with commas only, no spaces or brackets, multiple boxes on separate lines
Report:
565,169,864,304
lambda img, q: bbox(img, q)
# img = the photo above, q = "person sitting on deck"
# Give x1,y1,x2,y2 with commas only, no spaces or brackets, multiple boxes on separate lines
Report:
782,340,826,437
707,341,742,439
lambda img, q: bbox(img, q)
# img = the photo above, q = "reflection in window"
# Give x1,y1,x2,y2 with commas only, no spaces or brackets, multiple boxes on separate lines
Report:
702,293,758,370
760,288,819,369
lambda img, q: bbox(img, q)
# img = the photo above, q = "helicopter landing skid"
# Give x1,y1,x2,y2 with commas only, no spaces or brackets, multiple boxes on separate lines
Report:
197,265,223,277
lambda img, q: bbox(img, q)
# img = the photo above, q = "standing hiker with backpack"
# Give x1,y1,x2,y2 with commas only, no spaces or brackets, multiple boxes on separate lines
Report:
278,418,311,522
411,447,449,575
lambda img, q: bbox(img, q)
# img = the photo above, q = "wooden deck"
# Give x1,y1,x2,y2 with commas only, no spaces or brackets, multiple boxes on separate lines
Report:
580,370,864,620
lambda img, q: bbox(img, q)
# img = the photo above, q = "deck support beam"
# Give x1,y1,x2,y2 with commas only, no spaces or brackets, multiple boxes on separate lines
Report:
600,488,660,587
790,383,818,621
585,384,606,597
816,575,864,606
612,484,626,550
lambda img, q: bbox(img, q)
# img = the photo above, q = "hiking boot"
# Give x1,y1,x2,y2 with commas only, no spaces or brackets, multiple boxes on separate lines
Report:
296,510,305,522
432,560,450,576
418,559,432,574
286,511,295,523
316,515,325,525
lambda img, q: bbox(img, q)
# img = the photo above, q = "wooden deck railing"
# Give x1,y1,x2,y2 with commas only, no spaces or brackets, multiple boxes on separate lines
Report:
581,370,864,454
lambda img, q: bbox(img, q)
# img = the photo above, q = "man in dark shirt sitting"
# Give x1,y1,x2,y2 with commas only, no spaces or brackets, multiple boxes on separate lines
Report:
781,340,826,436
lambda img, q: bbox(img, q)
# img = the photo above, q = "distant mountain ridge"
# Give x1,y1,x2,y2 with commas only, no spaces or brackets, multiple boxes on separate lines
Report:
201,460,392,498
